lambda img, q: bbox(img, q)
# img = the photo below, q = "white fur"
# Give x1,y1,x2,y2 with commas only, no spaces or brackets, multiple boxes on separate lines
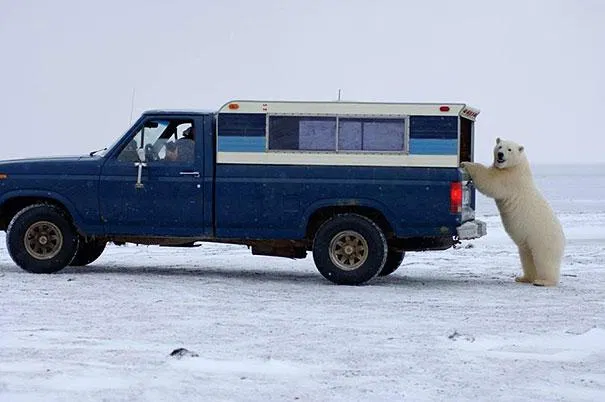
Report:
461,138,565,286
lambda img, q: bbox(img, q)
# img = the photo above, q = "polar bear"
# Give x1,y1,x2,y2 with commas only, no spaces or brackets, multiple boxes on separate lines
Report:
461,138,565,286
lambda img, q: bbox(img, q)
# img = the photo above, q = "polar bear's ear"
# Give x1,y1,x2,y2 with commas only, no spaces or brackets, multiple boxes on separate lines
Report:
519,146,525,152
496,137,501,144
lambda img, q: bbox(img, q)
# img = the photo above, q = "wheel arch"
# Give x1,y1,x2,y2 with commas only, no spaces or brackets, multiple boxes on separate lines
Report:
303,200,396,243
0,191,81,231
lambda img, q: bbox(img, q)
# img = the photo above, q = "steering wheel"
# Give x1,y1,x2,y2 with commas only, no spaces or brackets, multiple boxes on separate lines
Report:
144,143,160,162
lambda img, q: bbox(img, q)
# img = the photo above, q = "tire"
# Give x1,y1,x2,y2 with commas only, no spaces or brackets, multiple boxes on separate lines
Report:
378,250,406,277
312,213,388,285
69,238,107,266
6,204,79,274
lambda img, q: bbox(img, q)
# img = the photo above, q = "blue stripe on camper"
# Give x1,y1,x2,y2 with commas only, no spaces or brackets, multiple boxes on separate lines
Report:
218,136,266,152
409,139,458,155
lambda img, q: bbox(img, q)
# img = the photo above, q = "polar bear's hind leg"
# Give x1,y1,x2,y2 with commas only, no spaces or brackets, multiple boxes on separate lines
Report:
531,250,561,287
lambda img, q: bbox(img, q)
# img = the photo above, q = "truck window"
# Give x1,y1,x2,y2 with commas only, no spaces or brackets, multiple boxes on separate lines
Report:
269,116,336,151
217,113,266,152
117,120,169,162
116,119,195,163
218,113,265,137
408,116,458,155
161,123,195,162
267,116,406,153
338,118,405,152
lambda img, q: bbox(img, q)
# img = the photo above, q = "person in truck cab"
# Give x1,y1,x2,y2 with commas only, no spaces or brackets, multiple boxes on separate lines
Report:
164,127,194,162
164,141,179,161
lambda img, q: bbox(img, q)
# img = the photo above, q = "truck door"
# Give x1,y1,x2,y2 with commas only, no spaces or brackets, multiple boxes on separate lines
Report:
99,115,206,237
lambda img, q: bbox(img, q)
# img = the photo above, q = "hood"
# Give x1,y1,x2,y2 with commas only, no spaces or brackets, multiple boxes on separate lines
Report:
0,155,104,175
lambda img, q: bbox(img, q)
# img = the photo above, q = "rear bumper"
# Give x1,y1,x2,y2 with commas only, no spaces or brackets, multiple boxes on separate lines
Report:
457,219,487,240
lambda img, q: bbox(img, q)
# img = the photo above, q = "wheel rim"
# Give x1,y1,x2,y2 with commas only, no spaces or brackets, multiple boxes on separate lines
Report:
23,221,63,260
329,230,369,271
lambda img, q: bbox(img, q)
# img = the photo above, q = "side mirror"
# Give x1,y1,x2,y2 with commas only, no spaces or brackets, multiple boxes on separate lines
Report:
137,148,146,162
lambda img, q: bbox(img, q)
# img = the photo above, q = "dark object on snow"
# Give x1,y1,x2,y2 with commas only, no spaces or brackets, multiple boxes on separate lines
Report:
448,330,460,339
170,348,199,358
448,330,475,343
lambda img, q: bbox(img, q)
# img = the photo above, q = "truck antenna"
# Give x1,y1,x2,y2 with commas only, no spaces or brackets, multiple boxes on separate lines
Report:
129,88,136,124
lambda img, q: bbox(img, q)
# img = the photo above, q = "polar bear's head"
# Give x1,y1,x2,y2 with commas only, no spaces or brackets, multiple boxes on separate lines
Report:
493,138,526,169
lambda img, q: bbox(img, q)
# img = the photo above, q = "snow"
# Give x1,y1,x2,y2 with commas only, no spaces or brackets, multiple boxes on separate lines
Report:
1,165,605,401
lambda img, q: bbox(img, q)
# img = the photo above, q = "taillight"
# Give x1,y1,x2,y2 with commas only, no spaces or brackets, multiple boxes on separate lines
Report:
450,182,462,213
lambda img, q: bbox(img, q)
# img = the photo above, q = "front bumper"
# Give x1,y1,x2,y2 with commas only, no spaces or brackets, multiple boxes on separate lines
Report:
457,219,487,240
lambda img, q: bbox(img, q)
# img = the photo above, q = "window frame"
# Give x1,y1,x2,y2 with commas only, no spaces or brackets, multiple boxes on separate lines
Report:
265,113,410,154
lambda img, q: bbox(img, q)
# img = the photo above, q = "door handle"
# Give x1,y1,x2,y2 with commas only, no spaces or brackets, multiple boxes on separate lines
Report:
179,171,200,177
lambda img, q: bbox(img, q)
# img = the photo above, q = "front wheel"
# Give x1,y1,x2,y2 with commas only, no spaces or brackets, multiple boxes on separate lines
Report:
312,214,387,285
6,204,79,274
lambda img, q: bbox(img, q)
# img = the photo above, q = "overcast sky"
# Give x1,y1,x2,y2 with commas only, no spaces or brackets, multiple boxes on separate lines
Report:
0,0,603,164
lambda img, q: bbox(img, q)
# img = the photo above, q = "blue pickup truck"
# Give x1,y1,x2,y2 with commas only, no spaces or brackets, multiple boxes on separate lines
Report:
0,100,486,285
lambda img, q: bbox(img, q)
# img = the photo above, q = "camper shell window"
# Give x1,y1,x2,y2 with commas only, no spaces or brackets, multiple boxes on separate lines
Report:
338,118,405,152
269,116,336,151
268,115,407,153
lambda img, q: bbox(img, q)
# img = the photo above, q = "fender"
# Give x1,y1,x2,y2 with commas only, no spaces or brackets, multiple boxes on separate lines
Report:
0,189,88,230
300,197,398,234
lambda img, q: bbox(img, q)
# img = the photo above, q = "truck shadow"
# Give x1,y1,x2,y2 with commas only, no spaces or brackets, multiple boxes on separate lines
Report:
0,262,512,288
78,266,510,288
69,264,329,285
373,273,515,289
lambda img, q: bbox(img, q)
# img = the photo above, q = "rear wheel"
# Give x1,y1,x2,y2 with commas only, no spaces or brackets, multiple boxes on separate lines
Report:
312,214,387,285
378,250,406,276
70,238,107,266
6,204,79,274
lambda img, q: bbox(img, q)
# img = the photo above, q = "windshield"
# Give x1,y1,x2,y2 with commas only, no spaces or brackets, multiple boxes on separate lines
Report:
95,135,125,157
91,121,142,158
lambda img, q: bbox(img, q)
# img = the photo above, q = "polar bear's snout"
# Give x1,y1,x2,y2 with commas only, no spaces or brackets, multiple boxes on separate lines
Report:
495,148,507,167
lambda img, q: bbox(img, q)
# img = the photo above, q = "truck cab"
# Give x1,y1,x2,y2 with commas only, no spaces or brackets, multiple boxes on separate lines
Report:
97,111,214,237
0,100,486,285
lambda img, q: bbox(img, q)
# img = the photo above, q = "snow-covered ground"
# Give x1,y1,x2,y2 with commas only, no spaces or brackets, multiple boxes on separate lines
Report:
1,165,604,401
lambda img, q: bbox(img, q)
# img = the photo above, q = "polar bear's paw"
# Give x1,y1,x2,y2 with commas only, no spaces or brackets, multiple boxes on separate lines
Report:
514,275,533,283
532,279,558,287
